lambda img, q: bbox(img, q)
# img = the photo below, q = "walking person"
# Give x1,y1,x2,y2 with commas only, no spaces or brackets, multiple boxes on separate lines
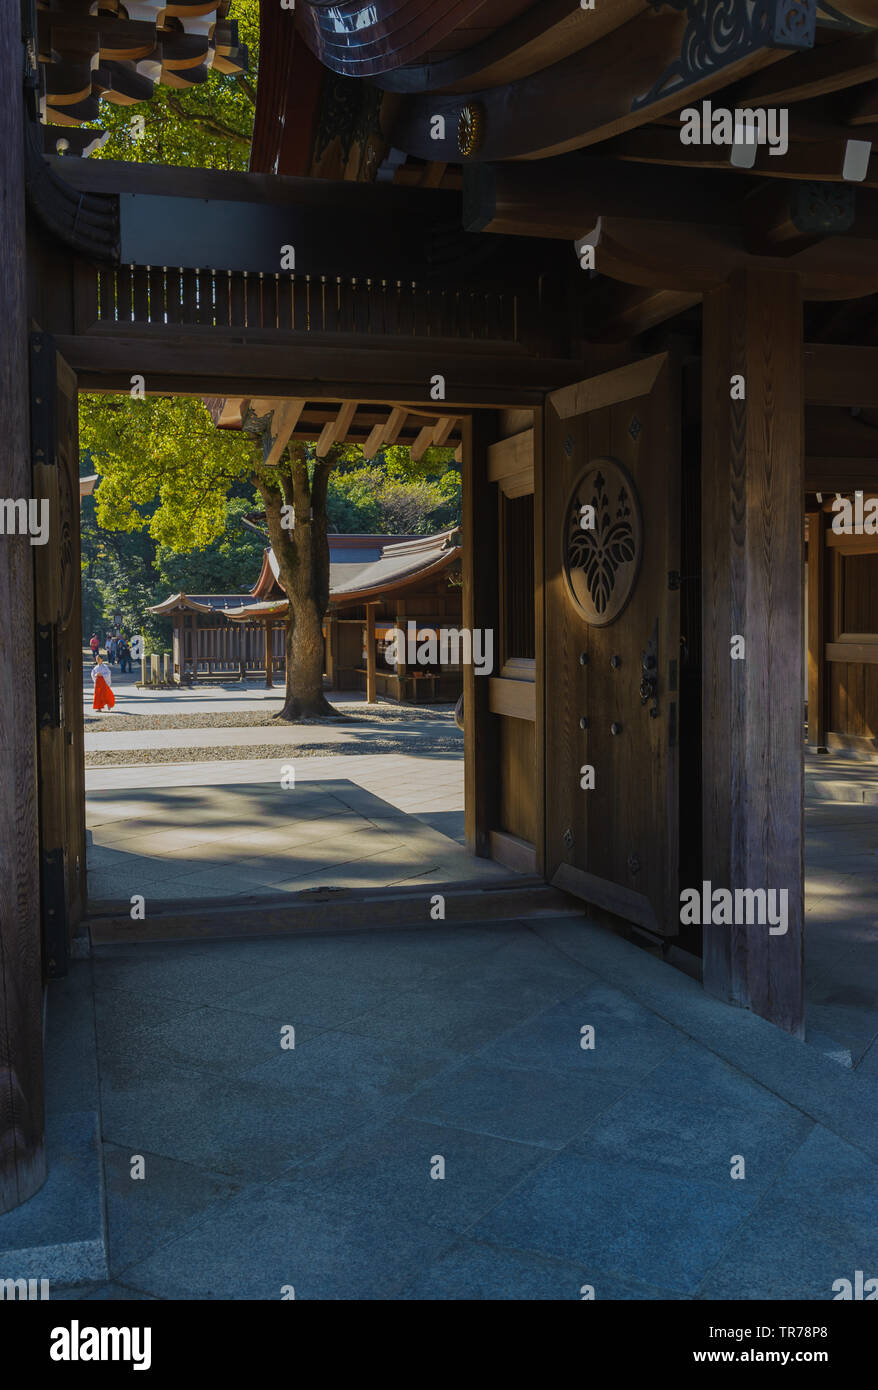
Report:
117,636,132,674
91,652,115,711
89,632,99,656
107,635,117,664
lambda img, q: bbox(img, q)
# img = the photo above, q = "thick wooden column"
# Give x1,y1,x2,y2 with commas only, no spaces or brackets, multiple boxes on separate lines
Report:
365,603,377,703
0,8,47,1210
806,509,827,750
462,413,501,857
702,268,805,1037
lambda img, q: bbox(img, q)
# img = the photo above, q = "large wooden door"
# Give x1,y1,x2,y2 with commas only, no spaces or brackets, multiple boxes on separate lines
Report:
544,354,681,936
31,333,86,977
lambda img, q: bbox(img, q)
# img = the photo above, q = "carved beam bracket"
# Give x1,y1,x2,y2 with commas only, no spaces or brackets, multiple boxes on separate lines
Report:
633,0,818,111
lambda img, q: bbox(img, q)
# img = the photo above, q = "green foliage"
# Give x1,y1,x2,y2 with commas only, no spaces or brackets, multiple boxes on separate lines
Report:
80,492,162,640
327,460,460,535
80,395,254,550
85,0,260,172
154,497,266,594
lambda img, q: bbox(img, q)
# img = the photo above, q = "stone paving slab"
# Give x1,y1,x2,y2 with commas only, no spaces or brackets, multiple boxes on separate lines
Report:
84,755,501,903
42,916,878,1300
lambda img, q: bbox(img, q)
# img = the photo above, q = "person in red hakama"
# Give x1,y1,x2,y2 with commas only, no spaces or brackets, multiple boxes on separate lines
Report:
91,655,115,711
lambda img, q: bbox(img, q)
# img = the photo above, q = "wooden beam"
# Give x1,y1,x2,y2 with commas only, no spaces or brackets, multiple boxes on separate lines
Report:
394,4,809,163
805,456,878,488
487,428,535,496
731,30,878,107
744,180,857,257
807,509,827,748
316,400,357,456
432,415,458,446
806,342,878,404
258,398,306,467
375,0,647,95
488,676,536,720
463,155,742,238
0,3,46,1214
409,423,435,461
587,281,701,340
463,414,501,857
701,267,805,1037
58,334,584,406
405,411,463,458
607,126,878,186
364,405,407,458
576,214,878,298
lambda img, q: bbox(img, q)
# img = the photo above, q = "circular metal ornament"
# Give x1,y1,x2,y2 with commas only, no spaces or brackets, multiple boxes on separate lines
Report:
562,457,643,626
457,103,484,157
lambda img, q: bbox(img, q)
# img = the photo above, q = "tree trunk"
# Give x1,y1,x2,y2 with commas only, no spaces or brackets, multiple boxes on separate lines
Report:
255,446,336,720
279,591,332,719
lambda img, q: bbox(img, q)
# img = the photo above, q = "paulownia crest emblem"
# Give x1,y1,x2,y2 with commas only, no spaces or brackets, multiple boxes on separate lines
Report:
563,459,643,625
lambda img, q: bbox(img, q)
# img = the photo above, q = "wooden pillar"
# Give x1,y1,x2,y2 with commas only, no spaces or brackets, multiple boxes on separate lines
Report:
325,615,337,688
395,610,408,701
264,622,273,688
806,509,827,750
0,6,47,1211
702,268,805,1036
365,603,377,703
462,413,501,857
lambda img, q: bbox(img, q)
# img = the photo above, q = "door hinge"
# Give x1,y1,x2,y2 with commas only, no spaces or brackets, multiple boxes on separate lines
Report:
36,622,60,728
41,846,69,979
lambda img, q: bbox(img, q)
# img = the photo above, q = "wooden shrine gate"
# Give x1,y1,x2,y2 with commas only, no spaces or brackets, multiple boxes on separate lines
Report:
543,356,681,937
30,334,86,979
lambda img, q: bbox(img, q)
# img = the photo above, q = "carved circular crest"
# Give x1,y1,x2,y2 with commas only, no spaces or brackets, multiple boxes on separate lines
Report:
562,458,642,626
457,103,484,157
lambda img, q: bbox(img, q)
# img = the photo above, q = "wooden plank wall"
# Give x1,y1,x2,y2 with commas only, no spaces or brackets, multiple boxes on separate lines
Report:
0,5,46,1212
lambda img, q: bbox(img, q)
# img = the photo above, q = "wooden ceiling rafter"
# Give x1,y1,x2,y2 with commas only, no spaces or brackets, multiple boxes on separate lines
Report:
316,400,358,456
209,397,462,457
364,406,408,458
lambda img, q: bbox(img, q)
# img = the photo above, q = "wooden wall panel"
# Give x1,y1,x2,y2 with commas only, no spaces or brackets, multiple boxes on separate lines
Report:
499,717,537,845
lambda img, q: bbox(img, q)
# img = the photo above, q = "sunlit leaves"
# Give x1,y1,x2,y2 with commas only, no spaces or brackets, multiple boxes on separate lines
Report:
79,395,255,551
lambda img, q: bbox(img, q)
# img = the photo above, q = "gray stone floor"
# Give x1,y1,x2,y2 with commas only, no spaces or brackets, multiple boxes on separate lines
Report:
40,915,878,1301
805,753,878,1070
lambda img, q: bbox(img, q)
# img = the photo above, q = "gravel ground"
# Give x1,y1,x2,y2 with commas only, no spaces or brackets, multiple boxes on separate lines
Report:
84,703,457,734
85,734,463,768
